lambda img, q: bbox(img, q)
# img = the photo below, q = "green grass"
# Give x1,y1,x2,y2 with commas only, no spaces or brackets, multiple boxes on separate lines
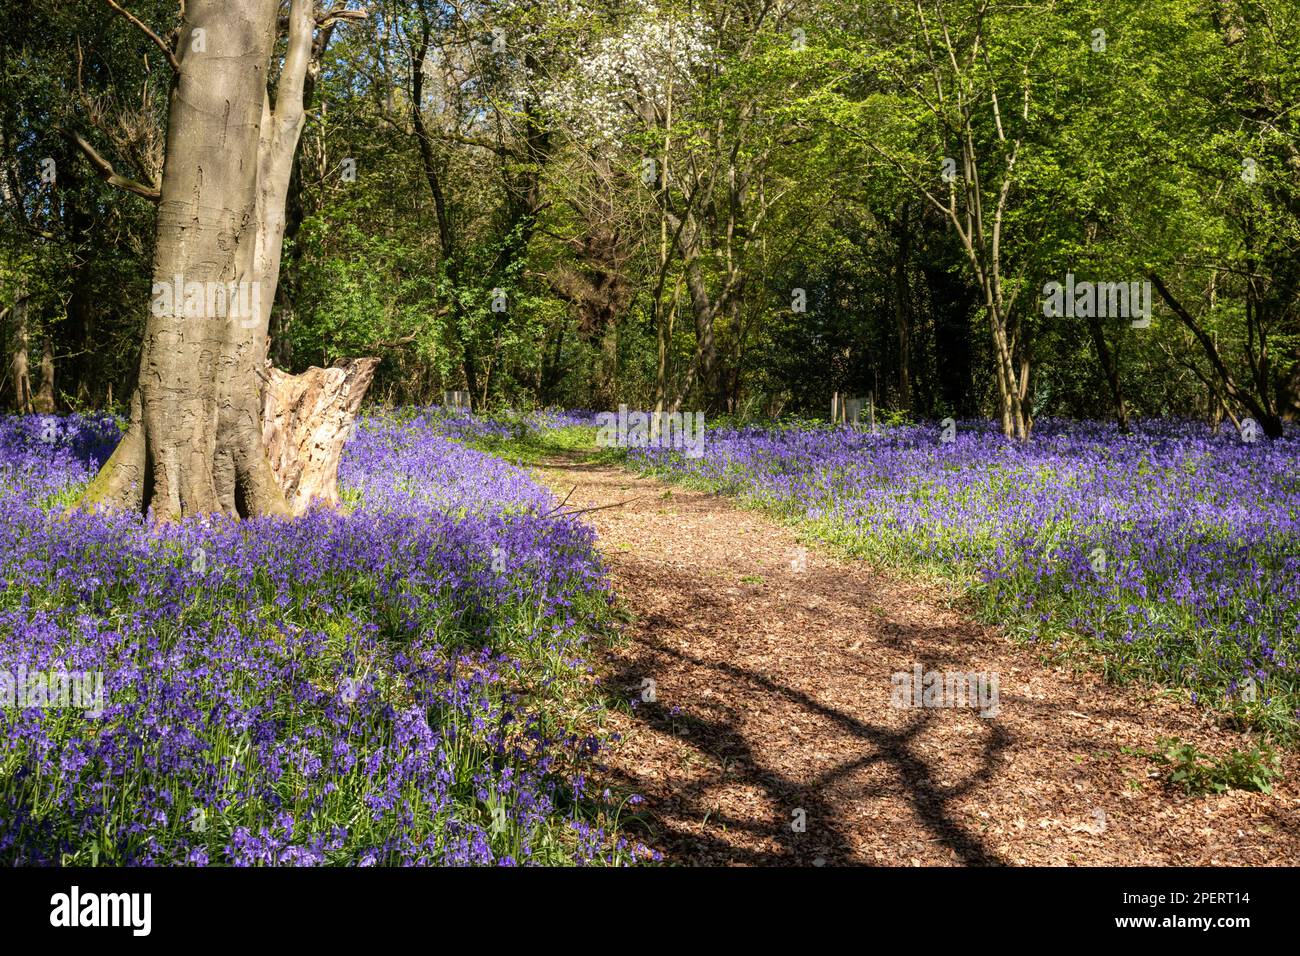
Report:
462,424,605,467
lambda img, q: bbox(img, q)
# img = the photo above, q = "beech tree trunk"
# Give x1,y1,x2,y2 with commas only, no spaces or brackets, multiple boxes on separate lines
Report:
80,0,372,520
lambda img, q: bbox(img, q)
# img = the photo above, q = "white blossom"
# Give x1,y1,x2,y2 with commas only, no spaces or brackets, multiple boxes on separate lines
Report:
541,1,714,146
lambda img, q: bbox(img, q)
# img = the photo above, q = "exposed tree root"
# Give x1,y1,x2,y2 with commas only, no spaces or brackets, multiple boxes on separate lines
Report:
77,359,375,521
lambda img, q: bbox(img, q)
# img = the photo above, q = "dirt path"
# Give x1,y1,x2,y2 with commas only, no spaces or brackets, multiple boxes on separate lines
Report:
534,453,1300,866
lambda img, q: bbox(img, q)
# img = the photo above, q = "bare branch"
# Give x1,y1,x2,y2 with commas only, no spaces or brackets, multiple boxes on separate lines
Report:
68,130,161,201
317,6,368,28
101,0,182,73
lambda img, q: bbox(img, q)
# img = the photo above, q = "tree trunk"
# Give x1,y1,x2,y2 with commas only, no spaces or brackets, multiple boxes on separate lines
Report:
664,209,719,409
1151,272,1284,438
8,293,33,413
1281,345,1300,421
80,0,373,519
988,308,1026,439
891,204,913,412
1086,314,1130,432
32,338,55,414
261,358,378,514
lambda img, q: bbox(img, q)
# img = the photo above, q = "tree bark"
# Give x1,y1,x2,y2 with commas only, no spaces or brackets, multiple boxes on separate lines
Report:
1086,314,1130,432
666,210,720,408
33,338,55,414
891,204,913,411
1281,347,1300,421
8,293,33,414
1151,272,1284,438
409,7,479,401
80,0,373,519
261,358,378,514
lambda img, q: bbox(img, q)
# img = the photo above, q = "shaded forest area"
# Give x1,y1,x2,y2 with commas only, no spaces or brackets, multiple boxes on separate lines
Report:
3,0,1299,435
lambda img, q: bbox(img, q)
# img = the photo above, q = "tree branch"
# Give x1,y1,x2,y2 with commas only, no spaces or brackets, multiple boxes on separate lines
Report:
1149,271,1270,423
68,130,161,201
317,6,368,28
101,0,182,73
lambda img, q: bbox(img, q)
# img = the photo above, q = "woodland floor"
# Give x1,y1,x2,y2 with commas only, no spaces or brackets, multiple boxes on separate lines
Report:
532,452,1300,866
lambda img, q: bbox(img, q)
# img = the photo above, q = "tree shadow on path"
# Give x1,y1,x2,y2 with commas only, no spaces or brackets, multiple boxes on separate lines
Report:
600,627,1011,867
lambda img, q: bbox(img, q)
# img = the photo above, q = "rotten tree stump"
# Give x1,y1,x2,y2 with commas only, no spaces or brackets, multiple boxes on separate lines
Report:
261,357,379,516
